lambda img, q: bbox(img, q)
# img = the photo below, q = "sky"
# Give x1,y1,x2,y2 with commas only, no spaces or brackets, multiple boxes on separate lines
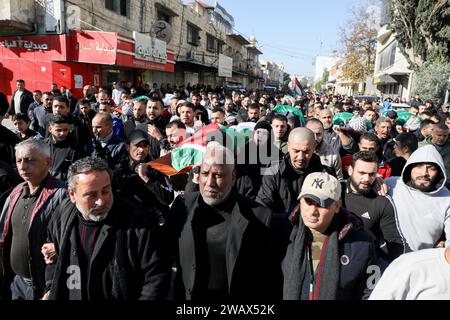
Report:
194,0,372,77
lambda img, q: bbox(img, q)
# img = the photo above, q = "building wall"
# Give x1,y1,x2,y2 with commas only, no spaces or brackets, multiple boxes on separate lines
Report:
1,0,263,89
373,25,413,99
314,56,340,83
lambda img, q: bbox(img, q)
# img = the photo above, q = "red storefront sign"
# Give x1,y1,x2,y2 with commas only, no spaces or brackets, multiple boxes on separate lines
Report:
69,31,175,72
0,34,68,61
70,31,117,65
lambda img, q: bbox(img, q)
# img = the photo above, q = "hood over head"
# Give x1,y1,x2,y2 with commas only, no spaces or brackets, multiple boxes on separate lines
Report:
401,145,447,194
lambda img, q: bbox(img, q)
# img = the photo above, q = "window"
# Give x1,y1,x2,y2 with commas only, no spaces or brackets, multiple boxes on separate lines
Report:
105,0,114,10
207,34,217,53
187,24,200,46
378,41,397,71
119,0,128,16
104,0,128,17
157,11,171,23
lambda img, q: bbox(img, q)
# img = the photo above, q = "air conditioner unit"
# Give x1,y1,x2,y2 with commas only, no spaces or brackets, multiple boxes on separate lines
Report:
187,50,196,61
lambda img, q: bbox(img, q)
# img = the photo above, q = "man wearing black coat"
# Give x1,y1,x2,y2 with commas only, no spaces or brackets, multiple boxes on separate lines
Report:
5,80,34,118
44,158,172,300
0,90,8,116
44,115,86,181
256,127,324,214
112,130,174,222
168,144,280,300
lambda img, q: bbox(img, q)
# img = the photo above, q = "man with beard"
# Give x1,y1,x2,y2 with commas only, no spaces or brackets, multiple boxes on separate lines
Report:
385,145,450,252
191,92,209,125
419,122,450,190
318,109,355,156
374,117,395,162
236,96,252,123
75,85,96,112
123,99,148,138
306,119,343,179
43,157,172,300
160,120,187,156
256,127,324,214
168,144,279,300
245,104,260,123
341,151,404,265
224,97,238,126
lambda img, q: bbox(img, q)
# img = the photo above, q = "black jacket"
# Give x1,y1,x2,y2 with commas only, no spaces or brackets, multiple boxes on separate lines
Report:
168,192,280,300
0,124,20,166
340,181,405,264
46,197,172,300
112,154,174,218
283,207,378,300
0,91,8,116
44,135,86,181
256,153,324,213
7,89,34,115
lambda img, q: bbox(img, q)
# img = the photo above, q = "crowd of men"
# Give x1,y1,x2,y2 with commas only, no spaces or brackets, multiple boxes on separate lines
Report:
0,79,449,301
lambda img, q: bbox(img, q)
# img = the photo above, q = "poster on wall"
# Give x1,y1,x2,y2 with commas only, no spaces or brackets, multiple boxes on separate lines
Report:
94,74,99,86
218,54,233,78
74,75,83,88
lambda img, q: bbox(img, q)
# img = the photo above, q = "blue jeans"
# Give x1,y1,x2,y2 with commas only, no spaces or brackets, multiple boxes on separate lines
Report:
10,275,34,300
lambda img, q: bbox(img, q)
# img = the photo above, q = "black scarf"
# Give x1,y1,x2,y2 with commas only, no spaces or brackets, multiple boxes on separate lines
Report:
283,207,361,300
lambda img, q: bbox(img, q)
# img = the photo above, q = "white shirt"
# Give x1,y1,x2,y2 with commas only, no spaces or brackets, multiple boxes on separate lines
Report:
14,90,23,114
369,248,450,300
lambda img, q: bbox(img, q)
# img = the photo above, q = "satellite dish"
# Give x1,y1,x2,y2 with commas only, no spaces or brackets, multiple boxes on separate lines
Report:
150,21,173,43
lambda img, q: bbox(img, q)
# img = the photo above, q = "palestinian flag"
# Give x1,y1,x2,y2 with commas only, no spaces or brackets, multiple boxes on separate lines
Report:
293,77,305,97
148,123,253,177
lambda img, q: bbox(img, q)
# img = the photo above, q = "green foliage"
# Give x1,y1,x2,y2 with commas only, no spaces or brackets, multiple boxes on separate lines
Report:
339,4,378,83
283,72,291,85
389,0,450,69
411,59,450,105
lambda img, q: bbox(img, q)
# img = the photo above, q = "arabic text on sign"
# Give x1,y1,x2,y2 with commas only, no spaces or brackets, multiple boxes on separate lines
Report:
0,40,49,50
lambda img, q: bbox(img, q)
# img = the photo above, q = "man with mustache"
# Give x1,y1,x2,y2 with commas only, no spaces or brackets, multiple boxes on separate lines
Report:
43,157,172,300
168,144,279,300
0,139,67,300
385,145,450,252
256,127,324,214
341,151,404,265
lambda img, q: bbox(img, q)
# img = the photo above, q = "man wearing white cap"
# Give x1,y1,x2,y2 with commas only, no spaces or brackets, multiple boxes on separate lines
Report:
283,172,379,300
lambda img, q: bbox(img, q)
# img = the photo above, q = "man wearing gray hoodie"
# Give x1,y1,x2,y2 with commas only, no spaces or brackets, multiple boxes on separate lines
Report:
385,145,450,252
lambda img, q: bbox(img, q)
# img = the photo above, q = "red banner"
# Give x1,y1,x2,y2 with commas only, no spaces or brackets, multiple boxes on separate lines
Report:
70,31,117,65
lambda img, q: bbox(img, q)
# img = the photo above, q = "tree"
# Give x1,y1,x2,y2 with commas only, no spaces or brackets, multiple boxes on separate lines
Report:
283,72,291,86
339,3,378,83
315,68,329,92
411,59,450,105
389,0,450,70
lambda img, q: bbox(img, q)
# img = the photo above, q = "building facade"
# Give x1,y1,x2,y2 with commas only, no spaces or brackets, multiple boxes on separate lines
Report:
0,0,262,101
372,23,413,100
260,60,284,89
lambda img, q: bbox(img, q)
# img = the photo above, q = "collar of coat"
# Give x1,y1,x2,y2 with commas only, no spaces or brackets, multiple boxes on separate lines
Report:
3,174,66,237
